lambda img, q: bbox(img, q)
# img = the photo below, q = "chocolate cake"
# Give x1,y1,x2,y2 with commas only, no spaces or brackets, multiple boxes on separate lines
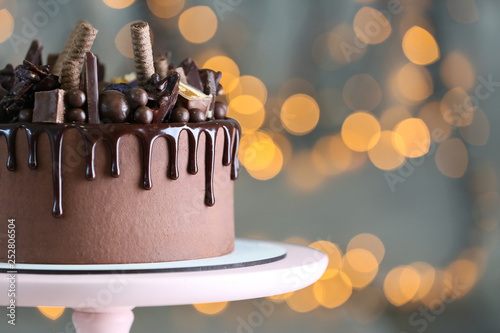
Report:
0,21,240,264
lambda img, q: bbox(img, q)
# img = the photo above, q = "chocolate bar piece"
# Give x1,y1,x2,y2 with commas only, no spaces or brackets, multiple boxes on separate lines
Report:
203,71,216,119
84,52,100,124
25,40,43,66
179,58,203,92
33,89,66,123
177,82,212,118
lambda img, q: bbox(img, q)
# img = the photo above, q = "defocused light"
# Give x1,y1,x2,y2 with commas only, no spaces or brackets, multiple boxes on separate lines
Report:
384,266,421,306
286,150,325,192
396,63,433,101
353,7,392,44
341,112,381,152
409,262,435,301
267,292,293,303
228,95,265,133
440,52,475,90
281,94,320,136
239,131,276,170
310,240,343,280
421,270,453,308
446,259,478,298
147,0,185,18
476,217,498,232
402,26,440,65
115,20,151,59
380,106,412,130
278,78,316,101
447,0,479,24
435,138,468,178
368,131,406,170
284,236,310,245
272,133,292,166
313,272,353,308
312,135,353,175
0,9,14,43
441,88,474,127
347,233,385,264
393,118,430,158
193,302,228,315
328,24,367,64
103,0,135,9
312,32,341,71
246,147,283,181
341,249,379,289
194,49,226,68
399,11,434,38
179,6,217,44
459,107,490,146
285,284,320,313
227,75,268,105
37,306,65,320
418,101,452,142
343,74,382,111
203,56,240,94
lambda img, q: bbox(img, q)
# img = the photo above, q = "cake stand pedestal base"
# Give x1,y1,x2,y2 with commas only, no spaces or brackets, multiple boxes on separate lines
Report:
73,307,134,333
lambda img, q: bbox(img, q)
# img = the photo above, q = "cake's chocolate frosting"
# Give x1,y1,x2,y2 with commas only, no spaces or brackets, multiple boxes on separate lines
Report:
0,119,240,217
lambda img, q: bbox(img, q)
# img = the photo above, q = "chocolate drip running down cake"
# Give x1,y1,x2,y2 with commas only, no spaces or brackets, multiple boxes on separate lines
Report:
0,20,240,264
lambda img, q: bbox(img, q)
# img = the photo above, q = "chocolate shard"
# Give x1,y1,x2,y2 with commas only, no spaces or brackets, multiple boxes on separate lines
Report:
177,82,212,119
203,71,216,119
147,72,180,123
179,57,203,92
25,40,43,66
33,89,66,123
96,55,105,82
200,69,223,96
171,67,187,84
84,52,100,124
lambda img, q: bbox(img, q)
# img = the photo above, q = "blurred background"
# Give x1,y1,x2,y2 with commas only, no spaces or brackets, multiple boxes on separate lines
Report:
1,0,499,332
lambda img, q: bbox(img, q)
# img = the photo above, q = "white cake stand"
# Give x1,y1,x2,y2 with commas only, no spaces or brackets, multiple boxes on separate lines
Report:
0,239,328,333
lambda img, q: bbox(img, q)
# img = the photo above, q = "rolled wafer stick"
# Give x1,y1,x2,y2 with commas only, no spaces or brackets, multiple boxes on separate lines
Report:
52,20,87,76
60,22,98,91
154,55,168,79
130,21,155,88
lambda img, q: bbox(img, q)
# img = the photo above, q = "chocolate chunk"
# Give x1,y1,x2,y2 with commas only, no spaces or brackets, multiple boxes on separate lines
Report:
203,71,216,119
200,69,222,95
146,71,180,123
170,107,190,123
83,52,100,124
0,86,8,100
214,101,228,119
179,57,203,91
99,90,130,123
133,106,153,124
33,89,66,123
189,108,205,122
24,40,43,66
0,64,15,91
177,82,211,118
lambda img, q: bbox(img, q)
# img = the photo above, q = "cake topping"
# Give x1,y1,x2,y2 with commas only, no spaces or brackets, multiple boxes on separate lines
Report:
125,87,148,109
154,54,169,79
99,90,131,123
52,20,88,76
146,71,180,123
82,52,100,124
32,89,66,123
189,108,206,123
66,108,86,123
170,107,190,123
133,105,153,124
18,108,33,122
179,57,204,91
177,81,212,118
24,40,43,66
130,21,155,88
66,88,86,108
214,101,228,119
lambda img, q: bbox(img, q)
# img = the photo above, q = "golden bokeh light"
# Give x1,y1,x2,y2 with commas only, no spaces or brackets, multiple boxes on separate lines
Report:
341,249,379,289
343,74,382,111
178,6,217,44
328,24,367,64
309,240,343,280
440,87,474,127
0,9,14,44
421,270,453,308
353,7,392,45
435,138,468,178
341,112,381,152
312,32,341,71
267,292,293,303
228,95,265,133
239,131,280,175
203,56,240,94
115,20,153,59
103,0,135,9
227,75,268,105
347,233,385,264
440,52,475,90
446,259,478,298
272,132,292,166
247,147,283,181
476,217,498,232
447,0,479,24
278,78,316,102
312,135,354,176
368,131,406,171
280,94,320,136
459,107,490,146
147,0,185,19
396,63,433,102
380,106,412,130
399,12,434,38
384,266,421,306
193,302,228,315
409,262,435,301
393,118,431,158
285,284,320,313
284,236,310,245
194,49,226,68
286,150,325,192
37,306,65,320
313,272,353,309
418,101,452,142
402,26,440,65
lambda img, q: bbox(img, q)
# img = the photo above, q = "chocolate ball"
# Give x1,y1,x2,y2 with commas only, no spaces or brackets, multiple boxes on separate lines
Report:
66,108,87,123
18,108,33,122
99,90,131,123
125,88,148,109
170,107,190,123
133,106,153,124
67,89,86,108
189,108,206,123
214,101,228,119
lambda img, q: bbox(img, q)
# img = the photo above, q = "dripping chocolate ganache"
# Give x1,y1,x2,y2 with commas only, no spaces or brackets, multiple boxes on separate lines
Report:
0,20,241,264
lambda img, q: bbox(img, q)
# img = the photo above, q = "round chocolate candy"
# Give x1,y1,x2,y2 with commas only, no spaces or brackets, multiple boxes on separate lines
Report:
66,89,86,108
170,107,190,123
66,108,87,123
189,108,206,122
125,88,148,109
99,90,131,123
133,106,153,124
214,101,228,119
18,108,33,122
